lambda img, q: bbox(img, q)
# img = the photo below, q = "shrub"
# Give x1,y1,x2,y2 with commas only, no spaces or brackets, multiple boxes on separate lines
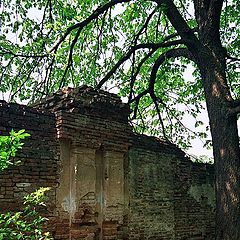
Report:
0,187,52,240
0,129,30,171
0,130,52,239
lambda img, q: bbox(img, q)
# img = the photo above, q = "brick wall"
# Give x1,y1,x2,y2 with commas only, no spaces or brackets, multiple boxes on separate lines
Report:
0,101,60,223
174,156,215,239
0,86,215,239
128,135,215,240
34,86,132,239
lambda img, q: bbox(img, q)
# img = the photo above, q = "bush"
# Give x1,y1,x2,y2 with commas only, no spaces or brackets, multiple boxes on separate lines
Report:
0,129,30,171
0,130,52,240
0,188,52,240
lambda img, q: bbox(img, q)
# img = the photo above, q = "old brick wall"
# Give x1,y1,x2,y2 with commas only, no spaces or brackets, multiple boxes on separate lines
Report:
0,101,60,226
53,111,131,239
127,135,215,240
34,86,132,239
174,156,215,240
0,86,215,240
127,136,176,240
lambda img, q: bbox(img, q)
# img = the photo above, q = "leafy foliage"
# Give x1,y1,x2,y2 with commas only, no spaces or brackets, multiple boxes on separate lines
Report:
0,0,239,149
0,129,30,171
190,154,214,164
0,187,52,240
0,130,52,239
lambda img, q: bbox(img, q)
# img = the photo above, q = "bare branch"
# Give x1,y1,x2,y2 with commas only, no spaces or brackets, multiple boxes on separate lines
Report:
227,55,240,62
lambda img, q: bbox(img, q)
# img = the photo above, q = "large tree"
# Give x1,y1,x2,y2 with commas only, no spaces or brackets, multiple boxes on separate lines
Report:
0,0,239,239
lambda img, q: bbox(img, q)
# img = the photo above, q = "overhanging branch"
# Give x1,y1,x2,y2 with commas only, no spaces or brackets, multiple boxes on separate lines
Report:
129,50,156,101
50,0,132,53
152,0,200,49
150,91,169,141
97,39,183,88
59,26,82,88
227,100,240,118
129,47,193,105
149,48,194,90
128,47,194,139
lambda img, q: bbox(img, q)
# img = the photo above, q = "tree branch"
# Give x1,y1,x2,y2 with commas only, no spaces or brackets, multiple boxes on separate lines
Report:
59,26,82,88
128,47,194,139
150,91,169,141
227,100,240,118
50,0,132,53
128,48,193,105
97,39,183,88
132,90,149,120
0,47,48,58
129,50,156,101
227,55,240,62
153,0,200,49
149,48,194,90
129,89,149,105
132,6,159,45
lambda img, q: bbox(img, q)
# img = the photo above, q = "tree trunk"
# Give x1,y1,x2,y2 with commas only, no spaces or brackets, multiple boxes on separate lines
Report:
207,85,240,240
153,1,240,238
211,102,240,240
197,49,240,240
190,1,240,236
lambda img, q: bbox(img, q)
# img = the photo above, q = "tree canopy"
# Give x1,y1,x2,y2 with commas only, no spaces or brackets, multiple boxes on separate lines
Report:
0,0,239,149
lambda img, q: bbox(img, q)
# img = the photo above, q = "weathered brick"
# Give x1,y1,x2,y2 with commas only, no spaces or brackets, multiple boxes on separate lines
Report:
0,86,215,240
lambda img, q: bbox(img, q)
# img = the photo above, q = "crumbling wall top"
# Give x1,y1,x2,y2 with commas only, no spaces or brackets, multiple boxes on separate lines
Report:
131,133,187,156
32,85,130,123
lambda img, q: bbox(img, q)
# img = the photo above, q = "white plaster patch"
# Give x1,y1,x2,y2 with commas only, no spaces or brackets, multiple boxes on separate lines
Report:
16,183,31,187
62,196,76,214
188,184,215,208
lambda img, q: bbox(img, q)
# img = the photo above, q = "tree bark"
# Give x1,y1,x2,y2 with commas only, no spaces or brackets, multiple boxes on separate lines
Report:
194,46,240,240
211,96,240,240
191,1,240,238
